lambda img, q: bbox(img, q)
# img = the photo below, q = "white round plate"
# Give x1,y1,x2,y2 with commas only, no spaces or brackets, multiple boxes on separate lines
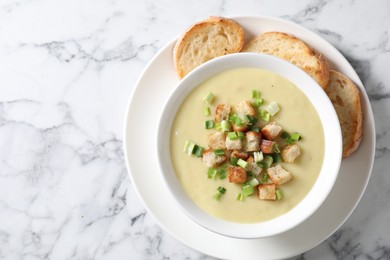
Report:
124,15,375,260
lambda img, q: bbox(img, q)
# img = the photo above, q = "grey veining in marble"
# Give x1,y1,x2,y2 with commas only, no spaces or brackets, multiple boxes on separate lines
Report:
0,0,389,259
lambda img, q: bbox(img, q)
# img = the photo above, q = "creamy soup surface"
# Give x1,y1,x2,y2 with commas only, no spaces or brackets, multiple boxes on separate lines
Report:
170,68,324,223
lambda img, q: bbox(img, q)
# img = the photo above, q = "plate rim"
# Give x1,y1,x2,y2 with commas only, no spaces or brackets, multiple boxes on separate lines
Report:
123,14,376,259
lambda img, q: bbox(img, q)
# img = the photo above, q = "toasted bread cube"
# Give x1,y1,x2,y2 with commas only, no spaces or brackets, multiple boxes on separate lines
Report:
267,165,292,185
246,157,262,176
232,124,249,132
261,122,283,140
230,150,249,161
245,131,262,152
215,104,231,122
258,184,276,200
225,135,243,150
260,139,275,154
228,166,247,184
235,100,256,118
206,132,226,150
281,144,301,163
202,149,227,167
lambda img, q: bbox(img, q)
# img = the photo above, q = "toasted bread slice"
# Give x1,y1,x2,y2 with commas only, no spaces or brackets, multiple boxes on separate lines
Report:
242,32,330,89
325,70,363,158
173,16,244,79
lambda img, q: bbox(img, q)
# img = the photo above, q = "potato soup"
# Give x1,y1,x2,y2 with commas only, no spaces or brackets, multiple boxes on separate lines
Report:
170,68,324,223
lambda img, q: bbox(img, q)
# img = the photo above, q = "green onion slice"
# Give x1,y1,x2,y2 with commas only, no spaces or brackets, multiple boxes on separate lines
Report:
203,106,211,116
237,158,248,169
254,151,264,162
207,168,218,179
220,120,230,132
252,90,261,99
183,140,196,155
227,132,238,140
276,189,283,200
291,132,301,141
203,92,214,105
213,149,225,156
262,155,273,168
193,145,204,157
237,131,244,139
259,109,270,122
249,177,259,187
236,193,245,201
204,120,215,129
230,157,239,166
261,173,269,183
265,101,280,116
272,153,282,163
242,184,254,196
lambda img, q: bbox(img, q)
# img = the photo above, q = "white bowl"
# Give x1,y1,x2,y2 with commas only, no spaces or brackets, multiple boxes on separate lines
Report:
156,53,342,239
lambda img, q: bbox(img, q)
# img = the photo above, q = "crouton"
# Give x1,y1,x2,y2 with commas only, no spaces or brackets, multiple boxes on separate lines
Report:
267,165,292,185
261,122,283,140
228,166,247,184
246,156,262,176
258,184,276,200
281,144,301,163
215,104,231,122
225,135,243,150
260,139,275,154
245,131,262,152
232,124,249,132
230,150,249,160
206,132,226,150
235,100,256,118
202,149,227,167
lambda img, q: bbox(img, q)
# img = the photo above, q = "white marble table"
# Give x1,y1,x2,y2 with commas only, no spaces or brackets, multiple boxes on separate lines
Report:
0,0,389,259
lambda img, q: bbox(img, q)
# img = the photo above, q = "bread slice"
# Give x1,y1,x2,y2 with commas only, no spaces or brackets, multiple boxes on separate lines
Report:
242,32,330,89
173,16,244,79
325,70,363,158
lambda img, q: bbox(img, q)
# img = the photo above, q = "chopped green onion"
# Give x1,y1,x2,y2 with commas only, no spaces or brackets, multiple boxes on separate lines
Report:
273,143,281,153
261,173,269,183
207,168,218,179
203,106,211,116
247,171,255,177
220,120,230,132
281,131,290,139
217,186,226,194
237,158,248,169
252,90,261,99
236,193,245,201
262,155,273,168
259,109,270,122
246,115,258,125
203,92,214,104
213,149,225,156
291,132,301,141
249,177,259,187
204,120,215,129
265,101,280,116
230,157,239,166
254,151,264,162
242,184,254,196
272,153,282,163
237,131,244,139
276,189,283,200
253,97,264,107
218,167,227,180
183,140,196,155
227,132,238,140
214,186,226,200
230,114,243,126
193,145,204,157
249,126,260,132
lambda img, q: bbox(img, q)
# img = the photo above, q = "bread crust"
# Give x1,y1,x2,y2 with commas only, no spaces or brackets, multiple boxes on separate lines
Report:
243,32,330,89
325,70,363,158
173,16,244,78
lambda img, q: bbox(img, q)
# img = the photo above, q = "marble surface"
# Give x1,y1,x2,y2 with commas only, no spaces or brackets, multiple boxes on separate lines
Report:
0,0,389,259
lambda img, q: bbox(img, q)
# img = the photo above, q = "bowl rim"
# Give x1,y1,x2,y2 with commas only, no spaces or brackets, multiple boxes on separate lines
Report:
156,52,342,239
